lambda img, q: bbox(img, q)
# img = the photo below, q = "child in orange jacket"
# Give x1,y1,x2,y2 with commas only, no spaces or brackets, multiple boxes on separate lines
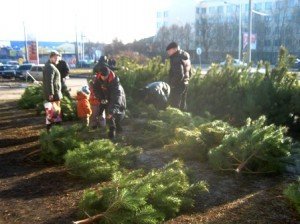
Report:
76,87,92,127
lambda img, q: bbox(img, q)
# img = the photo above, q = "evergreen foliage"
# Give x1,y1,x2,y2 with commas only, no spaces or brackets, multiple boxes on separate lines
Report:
208,116,292,173
78,160,208,223
18,84,78,119
40,125,83,163
169,120,234,161
61,96,77,121
187,47,300,130
284,179,300,214
65,140,142,181
137,107,202,147
18,84,43,109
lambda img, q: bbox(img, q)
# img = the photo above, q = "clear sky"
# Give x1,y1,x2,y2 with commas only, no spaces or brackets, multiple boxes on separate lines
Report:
0,0,165,44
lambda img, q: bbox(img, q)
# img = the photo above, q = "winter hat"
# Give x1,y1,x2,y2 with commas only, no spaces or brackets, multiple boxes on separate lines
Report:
50,50,61,58
99,55,108,63
81,86,90,95
100,66,110,77
166,42,178,51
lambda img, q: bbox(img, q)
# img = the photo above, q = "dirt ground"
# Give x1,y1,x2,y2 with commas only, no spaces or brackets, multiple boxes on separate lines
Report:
0,87,299,223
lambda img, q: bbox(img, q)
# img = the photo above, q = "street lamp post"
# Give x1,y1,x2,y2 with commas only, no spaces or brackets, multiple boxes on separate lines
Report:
23,21,28,62
248,0,252,63
238,3,242,61
247,0,269,63
81,33,85,61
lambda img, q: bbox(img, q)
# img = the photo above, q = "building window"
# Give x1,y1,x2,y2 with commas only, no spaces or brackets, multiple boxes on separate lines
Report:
201,8,207,14
245,4,249,12
276,1,284,9
164,11,168,17
254,3,262,10
274,14,280,23
264,16,271,22
217,6,224,14
286,39,292,45
274,39,280,46
264,40,271,46
288,0,295,7
273,26,279,35
157,12,162,18
157,22,162,28
163,21,168,26
265,27,271,34
265,2,272,10
226,5,234,13
209,7,216,14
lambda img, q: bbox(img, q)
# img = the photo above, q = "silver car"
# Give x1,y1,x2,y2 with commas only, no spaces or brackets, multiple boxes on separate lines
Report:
29,64,44,81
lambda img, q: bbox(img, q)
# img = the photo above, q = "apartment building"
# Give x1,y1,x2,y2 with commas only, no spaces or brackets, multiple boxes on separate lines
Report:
156,0,197,31
195,0,300,63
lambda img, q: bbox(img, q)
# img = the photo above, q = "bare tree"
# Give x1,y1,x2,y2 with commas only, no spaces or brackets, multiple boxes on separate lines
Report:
181,23,193,51
195,16,214,62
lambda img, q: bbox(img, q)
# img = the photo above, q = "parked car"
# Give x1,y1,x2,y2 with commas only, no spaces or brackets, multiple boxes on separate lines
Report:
0,64,19,79
292,58,300,71
220,59,247,67
29,64,44,81
15,64,34,80
7,61,19,66
77,60,91,68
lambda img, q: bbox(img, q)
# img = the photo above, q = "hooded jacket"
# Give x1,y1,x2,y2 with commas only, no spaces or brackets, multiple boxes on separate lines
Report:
76,91,92,118
168,49,191,87
93,71,126,115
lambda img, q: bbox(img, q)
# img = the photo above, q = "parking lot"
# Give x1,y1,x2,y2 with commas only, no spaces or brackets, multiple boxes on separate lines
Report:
0,77,87,101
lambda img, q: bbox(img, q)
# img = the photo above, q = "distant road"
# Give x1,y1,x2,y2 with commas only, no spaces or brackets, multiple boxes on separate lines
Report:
0,77,88,101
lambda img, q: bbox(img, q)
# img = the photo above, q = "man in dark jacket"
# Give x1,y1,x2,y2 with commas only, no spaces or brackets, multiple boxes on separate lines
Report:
166,42,191,111
56,54,70,98
93,66,126,139
139,81,170,110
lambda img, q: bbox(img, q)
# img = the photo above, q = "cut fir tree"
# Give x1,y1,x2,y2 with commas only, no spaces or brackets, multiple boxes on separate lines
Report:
74,160,208,224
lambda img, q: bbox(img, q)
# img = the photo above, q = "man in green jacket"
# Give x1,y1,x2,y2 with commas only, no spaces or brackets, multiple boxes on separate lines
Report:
43,50,63,131
43,50,62,102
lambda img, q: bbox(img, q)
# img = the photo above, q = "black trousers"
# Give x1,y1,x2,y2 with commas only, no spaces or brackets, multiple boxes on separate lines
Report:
169,83,188,111
99,104,124,132
61,80,71,98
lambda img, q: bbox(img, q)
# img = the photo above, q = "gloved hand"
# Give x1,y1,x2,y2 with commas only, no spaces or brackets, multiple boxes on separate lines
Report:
101,99,108,104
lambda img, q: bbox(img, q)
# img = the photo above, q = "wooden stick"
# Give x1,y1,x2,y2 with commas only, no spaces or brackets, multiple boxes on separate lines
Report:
73,213,104,224
235,149,259,173
22,149,41,159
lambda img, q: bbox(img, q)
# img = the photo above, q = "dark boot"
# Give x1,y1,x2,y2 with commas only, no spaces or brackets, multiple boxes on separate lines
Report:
108,127,116,140
46,124,52,133
116,124,123,133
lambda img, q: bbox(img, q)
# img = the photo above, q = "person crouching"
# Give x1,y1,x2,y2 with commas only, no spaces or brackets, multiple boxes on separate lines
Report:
76,87,92,127
93,66,126,139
